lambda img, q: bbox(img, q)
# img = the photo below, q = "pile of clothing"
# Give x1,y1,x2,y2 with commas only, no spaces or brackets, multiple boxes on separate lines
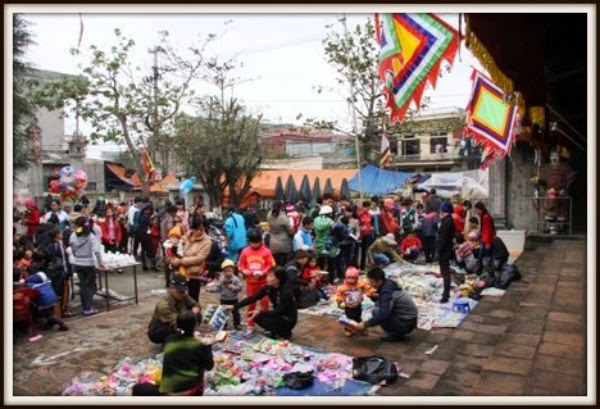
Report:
62,331,374,396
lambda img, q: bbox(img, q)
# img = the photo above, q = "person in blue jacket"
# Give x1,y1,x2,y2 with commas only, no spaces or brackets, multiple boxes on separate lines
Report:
25,266,69,331
224,208,248,263
354,267,418,342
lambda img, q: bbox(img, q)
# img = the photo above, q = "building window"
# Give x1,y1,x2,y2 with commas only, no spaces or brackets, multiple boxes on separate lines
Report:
85,182,97,191
430,137,447,154
402,139,420,156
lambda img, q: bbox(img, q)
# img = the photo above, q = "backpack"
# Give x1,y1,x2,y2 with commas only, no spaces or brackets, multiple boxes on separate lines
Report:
332,221,349,241
352,356,399,385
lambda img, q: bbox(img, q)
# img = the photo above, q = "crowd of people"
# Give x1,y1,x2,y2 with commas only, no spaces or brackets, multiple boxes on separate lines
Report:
14,189,511,395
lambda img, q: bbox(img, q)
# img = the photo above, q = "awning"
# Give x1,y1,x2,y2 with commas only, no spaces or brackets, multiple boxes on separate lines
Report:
249,169,357,199
348,165,414,196
104,162,140,192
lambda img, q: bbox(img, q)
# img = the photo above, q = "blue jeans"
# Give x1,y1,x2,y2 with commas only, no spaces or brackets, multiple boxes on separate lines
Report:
227,249,241,264
373,253,390,266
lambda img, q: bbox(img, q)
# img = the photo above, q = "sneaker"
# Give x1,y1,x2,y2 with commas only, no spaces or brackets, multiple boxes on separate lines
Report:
343,328,353,337
58,323,70,331
439,298,449,304
245,327,255,335
83,309,99,316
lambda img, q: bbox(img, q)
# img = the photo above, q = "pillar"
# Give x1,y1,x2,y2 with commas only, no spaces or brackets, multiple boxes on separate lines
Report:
488,157,507,229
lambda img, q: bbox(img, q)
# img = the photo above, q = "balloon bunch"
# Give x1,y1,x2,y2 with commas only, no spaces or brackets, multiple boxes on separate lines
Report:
48,165,89,202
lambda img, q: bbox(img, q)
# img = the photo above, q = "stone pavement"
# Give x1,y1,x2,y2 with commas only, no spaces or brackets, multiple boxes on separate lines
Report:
11,238,587,397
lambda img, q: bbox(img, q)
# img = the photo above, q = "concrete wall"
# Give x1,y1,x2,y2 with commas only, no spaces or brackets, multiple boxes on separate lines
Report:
37,107,67,151
505,142,539,232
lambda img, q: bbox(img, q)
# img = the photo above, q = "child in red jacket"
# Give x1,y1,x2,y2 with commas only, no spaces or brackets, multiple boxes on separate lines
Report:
302,253,329,301
237,229,275,331
399,229,423,262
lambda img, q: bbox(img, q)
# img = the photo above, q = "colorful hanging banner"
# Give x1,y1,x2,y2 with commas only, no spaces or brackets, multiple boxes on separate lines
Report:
464,69,520,169
375,13,459,124
141,149,156,182
380,132,392,168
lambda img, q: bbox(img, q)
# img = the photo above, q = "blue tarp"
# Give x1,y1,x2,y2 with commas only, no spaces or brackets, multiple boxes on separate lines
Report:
348,165,414,196
275,379,374,396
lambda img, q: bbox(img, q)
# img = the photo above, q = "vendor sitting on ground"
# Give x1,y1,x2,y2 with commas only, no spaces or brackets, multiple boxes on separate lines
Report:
233,266,297,340
133,311,214,396
366,233,404,267
147,275,202,345
354,267,418,342
399,229,423,262
492,235,510,270
455,232,481,275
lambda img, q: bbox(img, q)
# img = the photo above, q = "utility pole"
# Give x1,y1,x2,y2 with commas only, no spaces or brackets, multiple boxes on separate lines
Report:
151,47,160,166
342,15,363,198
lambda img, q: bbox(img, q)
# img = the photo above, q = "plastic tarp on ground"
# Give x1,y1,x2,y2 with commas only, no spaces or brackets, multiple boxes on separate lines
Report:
417,169,489,200
348,165,414,196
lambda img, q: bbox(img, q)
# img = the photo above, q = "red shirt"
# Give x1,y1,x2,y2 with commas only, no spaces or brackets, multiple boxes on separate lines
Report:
400,235,423,253
302,266,320,280
357,210,373,238
380,208,398,235
97,217,123,246
238,244,276,285
480,212,496,246
24,207,40,239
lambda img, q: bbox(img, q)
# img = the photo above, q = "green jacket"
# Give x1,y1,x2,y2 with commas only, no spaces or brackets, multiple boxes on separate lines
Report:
313,215,333,253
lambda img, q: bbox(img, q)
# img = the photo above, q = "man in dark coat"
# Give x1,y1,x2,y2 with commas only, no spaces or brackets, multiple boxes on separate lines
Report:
437,201,456,303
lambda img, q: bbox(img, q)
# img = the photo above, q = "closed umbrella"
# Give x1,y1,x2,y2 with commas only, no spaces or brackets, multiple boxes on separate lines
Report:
274,176,284,201
284,175,298,204
340,178,351,201
298,174,311,203
323,178,334,197
310,177,321,208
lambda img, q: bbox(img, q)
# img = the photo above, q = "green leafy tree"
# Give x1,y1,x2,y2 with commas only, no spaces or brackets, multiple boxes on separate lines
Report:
13,14,37,174
173,59,263,209
34,28,216,192
307,16,433,164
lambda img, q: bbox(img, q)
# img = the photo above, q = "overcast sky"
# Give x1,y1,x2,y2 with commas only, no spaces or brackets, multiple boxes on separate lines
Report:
21,12,485,157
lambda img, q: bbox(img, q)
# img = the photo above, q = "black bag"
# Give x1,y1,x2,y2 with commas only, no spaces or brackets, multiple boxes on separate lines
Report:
283,371,315,389
493,264,522,289
352,356,398,385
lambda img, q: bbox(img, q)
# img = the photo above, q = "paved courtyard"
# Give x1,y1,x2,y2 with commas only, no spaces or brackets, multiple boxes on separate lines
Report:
11,237,588,398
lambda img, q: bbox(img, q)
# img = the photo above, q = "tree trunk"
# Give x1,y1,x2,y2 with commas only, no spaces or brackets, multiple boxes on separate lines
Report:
119,116,149,194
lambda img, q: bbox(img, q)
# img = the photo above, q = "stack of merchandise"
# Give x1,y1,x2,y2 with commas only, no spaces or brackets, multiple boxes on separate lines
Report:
62,332,377,396
383,262,479,331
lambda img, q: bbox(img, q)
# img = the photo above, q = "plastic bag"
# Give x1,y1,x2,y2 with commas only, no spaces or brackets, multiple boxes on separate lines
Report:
352,356,398,385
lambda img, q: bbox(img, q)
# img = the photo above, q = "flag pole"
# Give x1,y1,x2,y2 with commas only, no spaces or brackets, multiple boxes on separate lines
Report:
343,15,363,199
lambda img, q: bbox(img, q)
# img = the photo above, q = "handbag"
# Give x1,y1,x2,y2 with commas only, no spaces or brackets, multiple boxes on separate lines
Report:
352,356,398,385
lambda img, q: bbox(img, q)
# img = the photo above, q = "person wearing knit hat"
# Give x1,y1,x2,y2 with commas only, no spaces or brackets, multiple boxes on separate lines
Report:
437,201,456,303
204,259,243,330
335,266,377,336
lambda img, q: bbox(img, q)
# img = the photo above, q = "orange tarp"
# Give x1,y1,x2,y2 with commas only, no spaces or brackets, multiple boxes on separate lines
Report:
105,162,140,188
149,173,179,193
249,169,357,198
